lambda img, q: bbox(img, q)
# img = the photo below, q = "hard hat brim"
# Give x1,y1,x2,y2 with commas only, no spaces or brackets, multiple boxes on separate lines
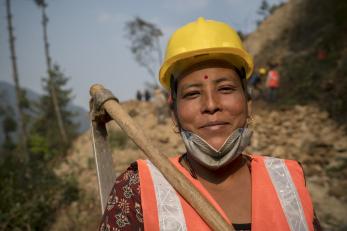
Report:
159,47,253,90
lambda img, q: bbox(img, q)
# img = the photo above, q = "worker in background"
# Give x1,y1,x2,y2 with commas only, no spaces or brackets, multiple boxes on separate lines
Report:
99,18,321,231
258,66,267,77
248,70,262,99
136,90,142,101
144,89,151,101
266,63,280,102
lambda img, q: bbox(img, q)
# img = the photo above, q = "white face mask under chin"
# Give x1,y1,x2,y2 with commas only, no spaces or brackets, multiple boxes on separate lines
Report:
180,128,253,170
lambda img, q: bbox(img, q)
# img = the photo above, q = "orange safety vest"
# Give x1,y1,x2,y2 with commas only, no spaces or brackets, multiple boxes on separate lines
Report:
137,155,314,231
267,70,280,88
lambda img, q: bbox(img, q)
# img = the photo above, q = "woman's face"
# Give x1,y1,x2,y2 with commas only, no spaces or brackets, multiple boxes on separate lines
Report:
175,65,249,150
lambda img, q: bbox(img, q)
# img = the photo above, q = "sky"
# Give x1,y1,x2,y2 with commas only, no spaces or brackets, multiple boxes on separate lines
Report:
0,0,286,109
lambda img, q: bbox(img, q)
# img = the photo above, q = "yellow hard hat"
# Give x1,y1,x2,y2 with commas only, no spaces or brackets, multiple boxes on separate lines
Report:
259,67,267,75
159,17,254,90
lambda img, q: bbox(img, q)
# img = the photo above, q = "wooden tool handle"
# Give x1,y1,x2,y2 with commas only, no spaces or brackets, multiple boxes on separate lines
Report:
90,84,232,231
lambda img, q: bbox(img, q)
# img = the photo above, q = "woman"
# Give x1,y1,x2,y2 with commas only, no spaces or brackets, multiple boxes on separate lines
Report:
99,18,320,231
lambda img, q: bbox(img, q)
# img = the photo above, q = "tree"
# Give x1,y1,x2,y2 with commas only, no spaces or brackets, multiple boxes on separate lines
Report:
2,108,17,151
5,0,29,161
34,0,68,144
257,0,270,17
0,67,79,231
30,65,79,156
125,17,163,86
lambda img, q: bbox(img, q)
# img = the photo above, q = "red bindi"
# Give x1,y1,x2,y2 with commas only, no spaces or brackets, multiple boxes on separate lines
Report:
204,75,208,79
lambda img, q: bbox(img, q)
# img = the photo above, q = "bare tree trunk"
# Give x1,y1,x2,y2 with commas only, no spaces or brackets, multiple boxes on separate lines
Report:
40,4,67,144
155,37,162,65
144,65,158,87
6,0,28,161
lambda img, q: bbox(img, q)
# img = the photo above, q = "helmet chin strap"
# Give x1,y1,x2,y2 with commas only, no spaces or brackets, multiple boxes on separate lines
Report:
180,127,253,170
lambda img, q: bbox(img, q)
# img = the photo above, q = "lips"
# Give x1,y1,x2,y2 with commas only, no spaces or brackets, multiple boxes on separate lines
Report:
200,121,229,129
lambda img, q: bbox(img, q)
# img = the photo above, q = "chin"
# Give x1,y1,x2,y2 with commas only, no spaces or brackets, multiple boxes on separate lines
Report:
205,138,227,150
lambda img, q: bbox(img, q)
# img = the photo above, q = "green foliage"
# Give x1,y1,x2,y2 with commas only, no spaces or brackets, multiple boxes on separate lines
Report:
2,115,17,151
0,149,79,230
0,64,80,230
31,64,79,155
2,137,16,151
2,116,17,135
108,130,129,149
19,89,30,109
0,92,4,115
0,89,30,153
1,105,17,151
28,133,50,159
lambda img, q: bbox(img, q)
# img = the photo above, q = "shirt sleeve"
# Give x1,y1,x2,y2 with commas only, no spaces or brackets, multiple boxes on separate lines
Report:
98,163,144,231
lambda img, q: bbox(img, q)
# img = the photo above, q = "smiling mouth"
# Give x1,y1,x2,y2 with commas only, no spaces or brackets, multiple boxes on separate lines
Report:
200,121,229,129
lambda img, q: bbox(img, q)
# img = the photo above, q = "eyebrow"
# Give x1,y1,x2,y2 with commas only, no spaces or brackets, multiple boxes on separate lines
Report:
180,76,236,91
180,83,203,91
214,77,233,84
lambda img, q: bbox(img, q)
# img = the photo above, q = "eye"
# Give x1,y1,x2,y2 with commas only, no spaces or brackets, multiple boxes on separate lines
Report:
218,85,236,93
182,90,200,99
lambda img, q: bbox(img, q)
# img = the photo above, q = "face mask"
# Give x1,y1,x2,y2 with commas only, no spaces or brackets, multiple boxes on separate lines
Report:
180,128,253,170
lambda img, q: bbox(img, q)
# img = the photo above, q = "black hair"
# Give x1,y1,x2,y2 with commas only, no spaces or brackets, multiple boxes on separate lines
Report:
169,74,178,111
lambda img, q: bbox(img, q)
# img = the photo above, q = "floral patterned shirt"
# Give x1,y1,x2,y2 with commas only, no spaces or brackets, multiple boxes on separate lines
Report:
99,163,143,231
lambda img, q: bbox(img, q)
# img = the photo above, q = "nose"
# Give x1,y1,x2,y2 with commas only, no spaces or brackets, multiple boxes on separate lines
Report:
201,90,220,114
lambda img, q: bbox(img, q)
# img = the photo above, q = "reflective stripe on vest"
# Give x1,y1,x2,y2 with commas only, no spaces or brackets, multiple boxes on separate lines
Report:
146,160,187,231
138,155,313,231
264,157,309,231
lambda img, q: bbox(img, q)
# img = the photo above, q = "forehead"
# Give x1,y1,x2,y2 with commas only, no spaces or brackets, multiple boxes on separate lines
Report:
177,66,240,88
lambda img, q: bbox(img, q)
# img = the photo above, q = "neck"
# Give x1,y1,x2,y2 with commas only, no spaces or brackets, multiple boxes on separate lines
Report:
186,153,247,185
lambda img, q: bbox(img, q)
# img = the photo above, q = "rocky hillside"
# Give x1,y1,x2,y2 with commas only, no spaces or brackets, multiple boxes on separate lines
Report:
245,0,347,125
244,0,299,62
51,100,347,230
